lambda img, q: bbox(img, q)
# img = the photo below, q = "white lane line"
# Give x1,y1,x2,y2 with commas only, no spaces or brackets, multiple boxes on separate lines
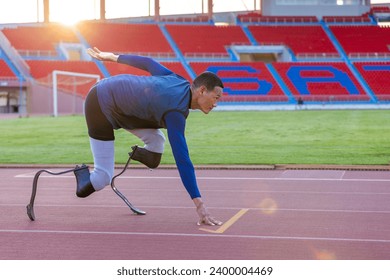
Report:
14,173,390,182
4,185,390,195
2,203,390,214
0,229,389,244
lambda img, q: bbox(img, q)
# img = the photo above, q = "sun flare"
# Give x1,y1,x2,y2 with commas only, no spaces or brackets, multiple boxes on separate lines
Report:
49,0,98,26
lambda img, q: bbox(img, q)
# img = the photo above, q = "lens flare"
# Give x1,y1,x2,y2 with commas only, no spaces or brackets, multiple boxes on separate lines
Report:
312,247,337,260
257,198,278,215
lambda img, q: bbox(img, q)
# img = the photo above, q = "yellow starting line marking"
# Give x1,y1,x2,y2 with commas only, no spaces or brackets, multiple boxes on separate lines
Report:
199,208,249,234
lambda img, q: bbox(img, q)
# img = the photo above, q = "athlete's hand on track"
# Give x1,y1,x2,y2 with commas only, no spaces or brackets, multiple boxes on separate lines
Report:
193,198,223,226
87,47,119,62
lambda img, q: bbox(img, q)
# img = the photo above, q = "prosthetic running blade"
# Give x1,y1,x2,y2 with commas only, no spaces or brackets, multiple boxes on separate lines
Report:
110,153,146,215
27,156,145,220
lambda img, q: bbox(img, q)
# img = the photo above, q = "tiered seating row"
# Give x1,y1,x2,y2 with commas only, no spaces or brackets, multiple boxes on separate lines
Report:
248,25,338,56
190,62,288,102
272,62,370,102
323,13,371,23
2,24,78,52
165,25,250,57
1,22,389,103
26,60,103,97
0,59,17,78
354,62,390,101
370,6,390,13
4,22,389,59
237,13,318,23
3,59,386,102
77,22,174,56
330,25,390,55
190,62,375,102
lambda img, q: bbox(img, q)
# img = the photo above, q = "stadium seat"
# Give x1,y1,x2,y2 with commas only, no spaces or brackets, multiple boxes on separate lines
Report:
77,22,174,57
248,25,338,57
354,62,390,101
190,62,288,102
0,59,17,78
238,13,318,24
166,25,250,57
330,25,390,57
2,24,79,54
323,13,371,23
27,60,102,97
272,62,370,102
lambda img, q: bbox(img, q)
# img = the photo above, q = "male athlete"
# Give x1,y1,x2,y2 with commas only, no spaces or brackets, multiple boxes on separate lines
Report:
75,47,223,226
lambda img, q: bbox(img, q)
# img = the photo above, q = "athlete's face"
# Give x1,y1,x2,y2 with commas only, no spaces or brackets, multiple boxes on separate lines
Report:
197,86,223,114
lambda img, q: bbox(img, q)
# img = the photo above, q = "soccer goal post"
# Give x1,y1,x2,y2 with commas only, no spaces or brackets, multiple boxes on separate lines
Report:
52,70,100,117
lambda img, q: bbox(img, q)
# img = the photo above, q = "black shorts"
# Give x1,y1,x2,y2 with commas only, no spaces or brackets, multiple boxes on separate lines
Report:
84,86,115,141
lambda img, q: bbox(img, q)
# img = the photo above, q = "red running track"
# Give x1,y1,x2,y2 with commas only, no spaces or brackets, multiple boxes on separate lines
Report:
0,167,390,260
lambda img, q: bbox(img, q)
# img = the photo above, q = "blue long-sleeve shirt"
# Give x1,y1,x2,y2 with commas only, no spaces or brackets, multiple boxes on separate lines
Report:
96,54,200,199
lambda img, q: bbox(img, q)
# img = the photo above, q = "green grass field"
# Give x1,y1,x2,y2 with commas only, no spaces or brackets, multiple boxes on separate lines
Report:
1,110,389,166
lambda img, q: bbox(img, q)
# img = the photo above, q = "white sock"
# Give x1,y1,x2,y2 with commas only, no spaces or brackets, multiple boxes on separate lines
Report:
89,137,115,191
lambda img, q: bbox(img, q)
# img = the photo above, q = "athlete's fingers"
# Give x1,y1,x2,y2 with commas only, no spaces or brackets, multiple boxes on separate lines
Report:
197,217,216,226
87,48,99,59
93,47,102,53
86,48,94,55
210,217,223,226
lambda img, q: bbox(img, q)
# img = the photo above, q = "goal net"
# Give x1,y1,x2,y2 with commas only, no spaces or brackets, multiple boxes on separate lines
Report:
33,70,100,116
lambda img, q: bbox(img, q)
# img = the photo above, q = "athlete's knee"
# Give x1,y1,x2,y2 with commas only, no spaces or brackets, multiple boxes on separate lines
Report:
154,130,166,144
144,130,166,154
130,145,162,169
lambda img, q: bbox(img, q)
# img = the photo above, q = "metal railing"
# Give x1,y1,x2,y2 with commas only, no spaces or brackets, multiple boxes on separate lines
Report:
349,52,390,59
296,53,341,59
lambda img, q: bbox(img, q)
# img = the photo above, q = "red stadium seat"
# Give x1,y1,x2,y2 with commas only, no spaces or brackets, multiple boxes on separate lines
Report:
354,62,390,101
0,59,17,78
330,25,390,56
27,60,103,97
190,62,288,102
77,22,174,57
166,25,250,57
2,24,79,52
2,19,388,106
238,14,318,24
272,62,370,102
248,25,338,57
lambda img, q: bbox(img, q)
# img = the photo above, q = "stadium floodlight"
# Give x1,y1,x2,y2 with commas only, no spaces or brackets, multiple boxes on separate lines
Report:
52,70,100,117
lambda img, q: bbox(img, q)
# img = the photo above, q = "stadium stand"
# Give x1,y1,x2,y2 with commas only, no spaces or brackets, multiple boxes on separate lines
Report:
161,15,210,23
272,62,370,102
354,62,390,101
190,62,288,102
322,13,372,23
1,1,390,115
165,24,251,57
76,22,175,58
1,23,79,57
26,60,102,97
370,5,390,13
248,25,339,57
26,60,102,79
330,25,390,57
237,13,319,24
0,59,17,78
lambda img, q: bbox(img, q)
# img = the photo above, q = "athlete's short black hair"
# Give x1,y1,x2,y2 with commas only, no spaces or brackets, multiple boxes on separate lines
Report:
192,71,224,91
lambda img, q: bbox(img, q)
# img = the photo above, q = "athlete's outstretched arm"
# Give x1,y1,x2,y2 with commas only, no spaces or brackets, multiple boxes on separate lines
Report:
87,47,172,76
164,111,222,226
